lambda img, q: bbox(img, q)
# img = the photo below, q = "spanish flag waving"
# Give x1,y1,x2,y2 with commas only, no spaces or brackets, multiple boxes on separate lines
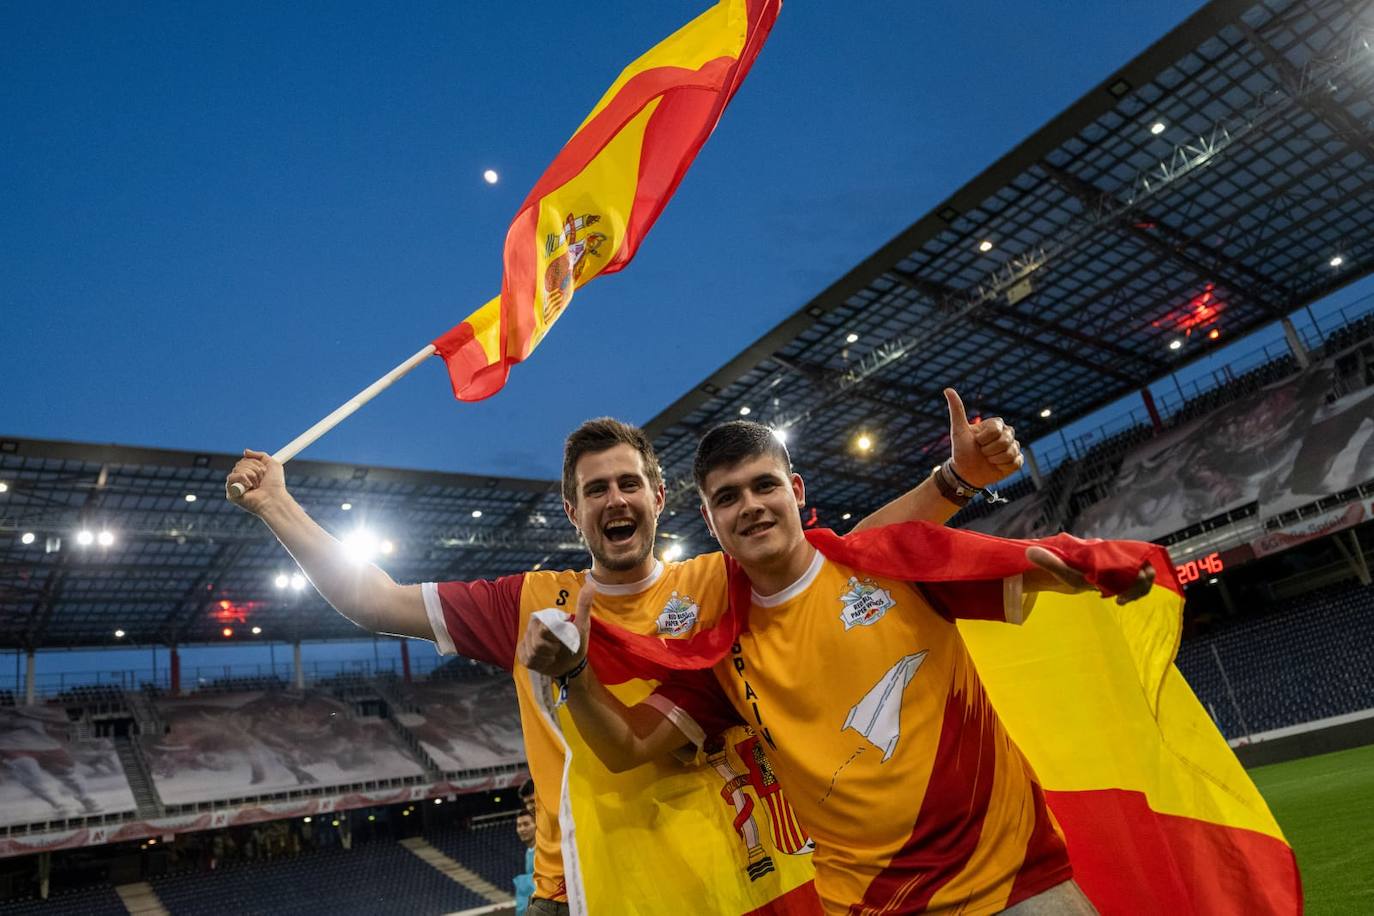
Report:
433,0,780,400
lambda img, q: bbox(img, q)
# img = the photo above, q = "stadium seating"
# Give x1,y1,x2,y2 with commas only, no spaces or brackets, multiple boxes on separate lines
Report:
426,820,526,892
1176,581,1374,738
0,883,128,916
150,840,487,915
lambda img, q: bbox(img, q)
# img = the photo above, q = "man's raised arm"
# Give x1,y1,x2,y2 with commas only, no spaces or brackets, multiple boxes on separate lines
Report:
852,388,1022,532
225,449,431,640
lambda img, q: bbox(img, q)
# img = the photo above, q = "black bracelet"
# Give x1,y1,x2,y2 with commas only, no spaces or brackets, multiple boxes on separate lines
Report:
931,463,972,506
943,459,1008,505
555,656,589,706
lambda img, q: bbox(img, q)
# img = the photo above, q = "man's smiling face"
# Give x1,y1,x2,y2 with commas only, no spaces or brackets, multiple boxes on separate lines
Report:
565,443,665,577
699,452,806,573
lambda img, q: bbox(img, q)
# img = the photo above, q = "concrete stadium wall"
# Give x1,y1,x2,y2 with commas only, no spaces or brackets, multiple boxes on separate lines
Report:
1234,708,1374,768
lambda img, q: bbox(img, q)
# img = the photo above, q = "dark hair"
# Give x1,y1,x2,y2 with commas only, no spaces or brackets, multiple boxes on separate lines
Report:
516,810,535,821
692,421,792,492
518,778,535,800
562,418,663,503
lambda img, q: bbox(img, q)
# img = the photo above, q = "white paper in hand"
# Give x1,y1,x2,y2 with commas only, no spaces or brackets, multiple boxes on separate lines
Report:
531,608,581,654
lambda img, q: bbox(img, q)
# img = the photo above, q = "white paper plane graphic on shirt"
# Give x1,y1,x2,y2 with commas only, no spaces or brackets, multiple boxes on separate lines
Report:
842,651,928,762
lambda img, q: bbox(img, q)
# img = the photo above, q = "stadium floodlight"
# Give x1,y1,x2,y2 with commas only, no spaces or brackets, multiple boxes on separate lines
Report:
76,529,95,546
738,406,751,416
845,332,859,344
331,820,340,827
114,629,125,638
97,530,115,547
0,482,8,493
342,529,380,564
855,433,874,452
274,573,289,589
1150,121,1166,135
340,502,352,511
303,816,312,823
21,532,35,545
1169,339,1183,350
367,815,376,822
184,493,197,503
483,169,499,184
663,543,685,562
471,510,483,519
290,573,307,591
221,627,233,638
1040,407,1053,418
978,240,994,253
841,512,852,521
251,626,262,635
1330,255,1344,268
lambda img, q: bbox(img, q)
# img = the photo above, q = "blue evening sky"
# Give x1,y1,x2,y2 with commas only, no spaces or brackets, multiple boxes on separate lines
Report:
4,0,1229,481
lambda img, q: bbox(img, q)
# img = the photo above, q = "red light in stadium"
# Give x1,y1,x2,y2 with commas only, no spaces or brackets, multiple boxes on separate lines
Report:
1208,328,1220,340
221,627,234,638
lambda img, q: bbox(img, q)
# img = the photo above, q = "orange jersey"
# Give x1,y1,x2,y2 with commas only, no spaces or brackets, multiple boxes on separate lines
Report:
666,551,1071,914
424,556,820,914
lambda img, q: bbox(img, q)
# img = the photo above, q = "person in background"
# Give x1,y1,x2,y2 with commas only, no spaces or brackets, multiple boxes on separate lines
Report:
514,809,537,916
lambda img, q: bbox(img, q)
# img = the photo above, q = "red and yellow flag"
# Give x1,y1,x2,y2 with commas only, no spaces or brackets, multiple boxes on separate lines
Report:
432,0,780,401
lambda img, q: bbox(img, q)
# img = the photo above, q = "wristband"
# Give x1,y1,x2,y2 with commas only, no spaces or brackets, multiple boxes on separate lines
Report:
931,463,973,506
554,655,589,707
941,459,1008,505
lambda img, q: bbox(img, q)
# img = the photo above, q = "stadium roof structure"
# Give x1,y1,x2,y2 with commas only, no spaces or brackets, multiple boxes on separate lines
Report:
5,0,1374,649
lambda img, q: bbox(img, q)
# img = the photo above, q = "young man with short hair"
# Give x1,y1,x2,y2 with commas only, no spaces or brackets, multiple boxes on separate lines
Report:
527,420,1161,914
226,394,1023,914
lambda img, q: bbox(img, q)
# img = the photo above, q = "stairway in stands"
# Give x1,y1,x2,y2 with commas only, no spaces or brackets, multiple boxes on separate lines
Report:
398,837,511,905
114,736,164,819
115,882,169,916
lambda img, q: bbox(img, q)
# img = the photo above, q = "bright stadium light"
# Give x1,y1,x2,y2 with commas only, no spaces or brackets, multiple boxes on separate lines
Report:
290,573,307,591
1330,255,1344,268
184,493,197,503
471,510,483,519
855,433,873,452
1040,407,1052,418
340,502,352,511
1150,121,1166,135
342,529,380,564
274,573,289,590
483,169,499,184
97,530,114,547
845,332,859,344
77,529,95,547
663,543,684,562
977,240,994,253
0,482,8,493
21,532,35,545
303,816,312,823
221,627,233,638
841,512,852,521
739,406,751,416
1169,339,1183,351
251,626,262,635
114,629,125,638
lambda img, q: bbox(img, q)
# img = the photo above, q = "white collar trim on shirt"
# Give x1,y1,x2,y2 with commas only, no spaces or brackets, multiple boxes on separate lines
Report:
590,559,665,595
752,548,824,607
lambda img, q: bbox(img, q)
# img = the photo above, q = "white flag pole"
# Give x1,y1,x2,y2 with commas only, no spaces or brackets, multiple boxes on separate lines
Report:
228,343,437,497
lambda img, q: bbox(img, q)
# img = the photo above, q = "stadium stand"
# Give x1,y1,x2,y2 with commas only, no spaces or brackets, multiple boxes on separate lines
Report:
0,706,138,829
426,819,526,894
150,840,488,916
1177,581,1374,739
0,882,128,916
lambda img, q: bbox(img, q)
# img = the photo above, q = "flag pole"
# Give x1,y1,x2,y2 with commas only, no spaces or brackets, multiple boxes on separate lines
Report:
228,343,436,497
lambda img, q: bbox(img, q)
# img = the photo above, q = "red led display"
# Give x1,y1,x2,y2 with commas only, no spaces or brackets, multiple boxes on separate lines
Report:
1175,551,1224,585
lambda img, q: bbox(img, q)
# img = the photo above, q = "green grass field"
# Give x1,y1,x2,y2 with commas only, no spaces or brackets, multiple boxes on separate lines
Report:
1249,743,1374,914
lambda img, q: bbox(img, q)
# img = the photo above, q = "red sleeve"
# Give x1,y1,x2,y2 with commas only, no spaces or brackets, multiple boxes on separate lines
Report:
422,575,524,670
646,669,743,748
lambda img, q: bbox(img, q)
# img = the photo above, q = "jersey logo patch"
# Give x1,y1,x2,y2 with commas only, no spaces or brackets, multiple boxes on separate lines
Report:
656,591,699,636
838,577,895,630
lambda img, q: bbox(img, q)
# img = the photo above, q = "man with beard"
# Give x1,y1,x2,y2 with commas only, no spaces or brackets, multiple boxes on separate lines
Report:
226,391,1021,915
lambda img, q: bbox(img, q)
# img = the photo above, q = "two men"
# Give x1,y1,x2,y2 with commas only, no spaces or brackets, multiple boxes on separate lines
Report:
521,420,1159,913
226,390,1023,914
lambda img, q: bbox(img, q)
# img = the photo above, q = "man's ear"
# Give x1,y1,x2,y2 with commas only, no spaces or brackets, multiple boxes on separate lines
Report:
564,497,580,534
700,502,718,540
653,481,666,517
791,472,806,509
